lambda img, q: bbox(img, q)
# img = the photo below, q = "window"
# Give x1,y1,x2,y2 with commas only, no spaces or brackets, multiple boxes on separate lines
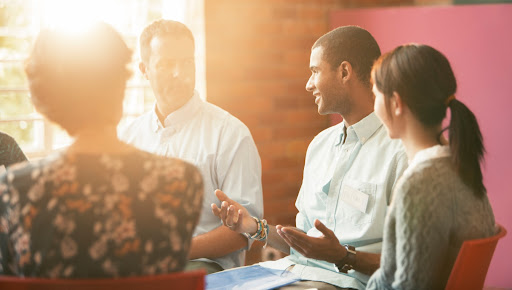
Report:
0,0,205,159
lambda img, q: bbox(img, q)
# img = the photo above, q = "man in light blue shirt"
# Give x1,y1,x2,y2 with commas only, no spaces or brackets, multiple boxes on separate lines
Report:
212,26,407,289
119,20,263,274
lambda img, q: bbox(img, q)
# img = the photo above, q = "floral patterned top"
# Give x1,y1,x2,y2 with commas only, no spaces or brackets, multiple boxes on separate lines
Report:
0,149,203,278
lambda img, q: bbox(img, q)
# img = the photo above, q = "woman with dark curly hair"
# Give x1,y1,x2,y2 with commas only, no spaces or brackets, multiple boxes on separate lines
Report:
0,131,27,169
0,23,204,278
367,44,495,289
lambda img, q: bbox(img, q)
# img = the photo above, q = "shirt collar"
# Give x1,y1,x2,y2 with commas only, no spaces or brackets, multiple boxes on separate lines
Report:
334,112,383,146
151,90,202,132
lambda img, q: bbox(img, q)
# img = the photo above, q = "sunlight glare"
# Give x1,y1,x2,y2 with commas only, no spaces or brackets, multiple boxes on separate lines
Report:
41,0,125,33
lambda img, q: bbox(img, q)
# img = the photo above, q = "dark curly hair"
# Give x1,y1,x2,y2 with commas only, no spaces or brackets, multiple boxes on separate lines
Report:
24,22,132,136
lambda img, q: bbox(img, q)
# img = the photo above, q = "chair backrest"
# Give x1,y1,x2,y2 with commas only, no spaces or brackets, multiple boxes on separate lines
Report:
0,270,205,290
445,223,507,290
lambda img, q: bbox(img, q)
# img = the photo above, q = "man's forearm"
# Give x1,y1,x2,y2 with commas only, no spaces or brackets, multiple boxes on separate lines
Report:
352,251,380,276
188,226,247,260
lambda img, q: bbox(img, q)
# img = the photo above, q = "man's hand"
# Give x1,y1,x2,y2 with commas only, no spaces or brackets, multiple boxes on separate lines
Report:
211,189,257,234
276,219,346,263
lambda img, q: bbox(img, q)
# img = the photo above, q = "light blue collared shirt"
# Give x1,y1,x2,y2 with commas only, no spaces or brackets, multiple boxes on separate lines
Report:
260,112,407,290
119,91,263,270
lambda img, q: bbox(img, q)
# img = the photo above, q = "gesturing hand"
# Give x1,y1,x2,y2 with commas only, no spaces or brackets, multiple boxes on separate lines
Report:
276,219,346,263
211,189,257,234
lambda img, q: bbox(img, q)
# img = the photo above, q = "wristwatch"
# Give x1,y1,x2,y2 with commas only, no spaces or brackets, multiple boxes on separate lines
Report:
335,244,357,273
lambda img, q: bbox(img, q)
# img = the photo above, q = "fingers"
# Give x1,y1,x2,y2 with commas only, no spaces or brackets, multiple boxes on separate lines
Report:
213,190,252,233
211,203,221,217
212,200,229,224
314,219,336,239
277,226,309,255
219,201,231,224
214,200,241,230
281,226,309,238
234,209,243,228
225,204,239,227
215,189,231,202
280,227,312,250
276,225,294,247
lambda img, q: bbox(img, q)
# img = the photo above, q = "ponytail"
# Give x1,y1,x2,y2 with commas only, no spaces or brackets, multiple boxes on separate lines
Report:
448,99,486,197
372,44,487,197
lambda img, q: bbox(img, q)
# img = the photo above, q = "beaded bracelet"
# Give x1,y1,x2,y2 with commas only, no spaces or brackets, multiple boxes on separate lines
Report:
246,216,269,245
246,217,261,239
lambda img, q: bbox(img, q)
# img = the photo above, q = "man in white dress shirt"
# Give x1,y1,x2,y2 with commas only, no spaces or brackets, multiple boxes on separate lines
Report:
119,19,263,273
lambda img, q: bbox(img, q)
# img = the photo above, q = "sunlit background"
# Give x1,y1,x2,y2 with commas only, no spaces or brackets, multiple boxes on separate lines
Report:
0,0,205,158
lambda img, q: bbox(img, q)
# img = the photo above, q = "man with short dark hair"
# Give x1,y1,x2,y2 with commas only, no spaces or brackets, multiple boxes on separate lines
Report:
119,19,263,274
213,26,407,289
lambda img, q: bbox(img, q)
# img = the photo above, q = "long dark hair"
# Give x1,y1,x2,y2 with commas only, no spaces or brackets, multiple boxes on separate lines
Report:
372,44,486,197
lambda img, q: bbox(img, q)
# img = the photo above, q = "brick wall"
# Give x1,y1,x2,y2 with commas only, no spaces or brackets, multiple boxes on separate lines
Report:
205,0,447,265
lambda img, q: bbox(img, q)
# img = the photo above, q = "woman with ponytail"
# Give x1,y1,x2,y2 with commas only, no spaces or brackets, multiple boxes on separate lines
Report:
366,44,495,290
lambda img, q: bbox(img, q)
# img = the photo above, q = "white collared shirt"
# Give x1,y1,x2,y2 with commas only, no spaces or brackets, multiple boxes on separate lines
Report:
260,113,407,290
119,91,263,269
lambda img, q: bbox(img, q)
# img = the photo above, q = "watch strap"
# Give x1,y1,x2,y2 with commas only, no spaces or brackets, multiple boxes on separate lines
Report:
335,244,356,273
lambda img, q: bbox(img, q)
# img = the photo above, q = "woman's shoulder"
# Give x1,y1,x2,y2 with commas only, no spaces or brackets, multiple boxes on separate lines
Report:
404,157,455,185
5,151,60,177
132,150,198,169
393,157,457,202
127,150,202,183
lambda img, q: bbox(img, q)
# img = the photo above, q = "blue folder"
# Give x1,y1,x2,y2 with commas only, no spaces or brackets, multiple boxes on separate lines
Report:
206,265,300,290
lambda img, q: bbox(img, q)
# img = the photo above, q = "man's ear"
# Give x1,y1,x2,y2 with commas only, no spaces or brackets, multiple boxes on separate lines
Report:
139,62,148,80
338,61,353,82
391,92,404,117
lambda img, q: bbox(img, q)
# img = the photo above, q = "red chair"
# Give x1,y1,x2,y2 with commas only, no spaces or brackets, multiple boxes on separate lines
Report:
445,224,507,290
0,270,205,290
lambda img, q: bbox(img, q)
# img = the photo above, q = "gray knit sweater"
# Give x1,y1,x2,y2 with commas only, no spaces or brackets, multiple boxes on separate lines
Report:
366,146,495,290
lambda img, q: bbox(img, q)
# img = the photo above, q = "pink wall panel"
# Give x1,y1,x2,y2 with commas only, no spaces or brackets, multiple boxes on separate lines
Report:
330,4,512,288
